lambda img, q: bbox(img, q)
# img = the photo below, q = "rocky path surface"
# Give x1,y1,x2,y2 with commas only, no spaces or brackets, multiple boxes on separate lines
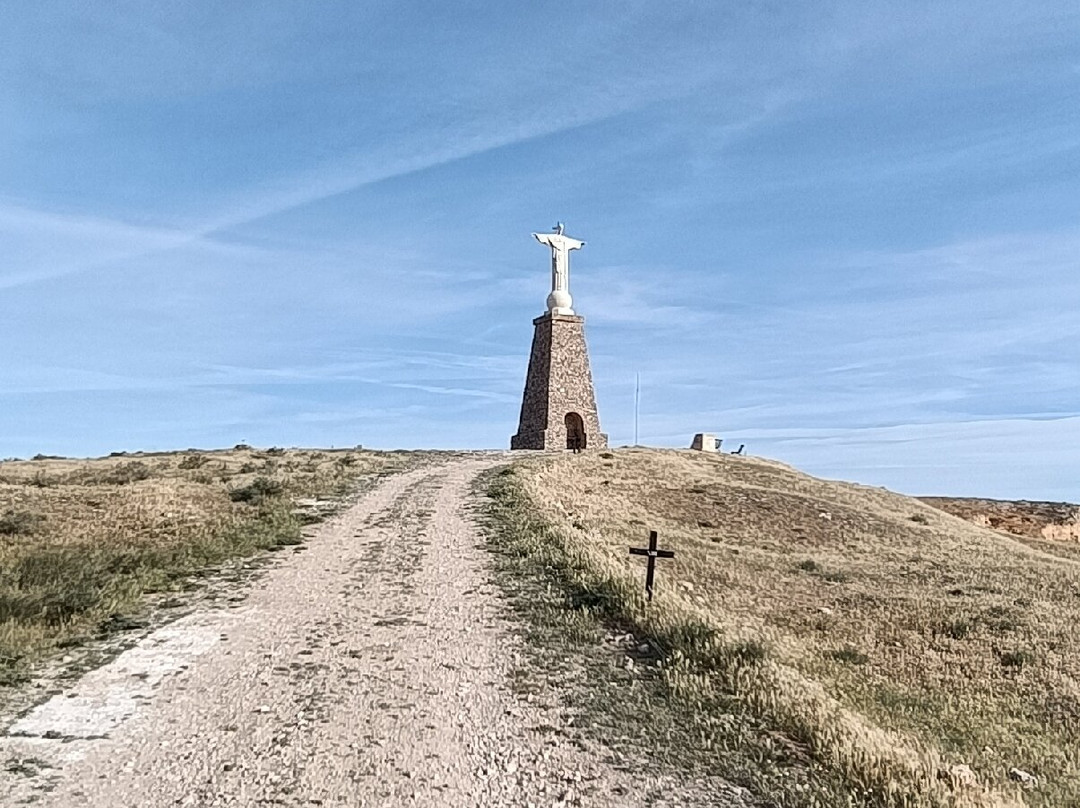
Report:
1,456,748,807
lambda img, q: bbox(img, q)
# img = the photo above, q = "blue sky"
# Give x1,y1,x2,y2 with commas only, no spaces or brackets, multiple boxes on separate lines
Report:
1,2,1078,500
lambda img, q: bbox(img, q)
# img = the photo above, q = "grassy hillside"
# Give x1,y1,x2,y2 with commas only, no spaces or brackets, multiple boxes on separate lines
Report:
489,449,1080,807
0,447,415,687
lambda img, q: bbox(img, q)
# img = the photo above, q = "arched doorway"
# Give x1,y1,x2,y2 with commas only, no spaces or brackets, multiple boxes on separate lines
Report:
565,412,586,451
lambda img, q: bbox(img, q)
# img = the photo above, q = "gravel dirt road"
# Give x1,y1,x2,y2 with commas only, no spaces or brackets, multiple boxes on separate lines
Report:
1,456,748,807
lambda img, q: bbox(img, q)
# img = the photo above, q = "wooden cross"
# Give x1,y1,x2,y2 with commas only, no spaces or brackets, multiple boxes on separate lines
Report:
629,530,675,602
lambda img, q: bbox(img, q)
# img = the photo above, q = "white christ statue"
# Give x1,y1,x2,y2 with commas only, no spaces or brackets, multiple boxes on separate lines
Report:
532,222,585,315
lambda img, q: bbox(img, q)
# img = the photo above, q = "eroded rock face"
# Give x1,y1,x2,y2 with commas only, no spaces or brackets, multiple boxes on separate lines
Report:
1041,519,1080,542
921,497,1080,541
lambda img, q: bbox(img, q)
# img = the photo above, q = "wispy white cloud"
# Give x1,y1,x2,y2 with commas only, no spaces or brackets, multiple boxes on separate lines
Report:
0,103,678,292
592,226,1080,463
0,201,193,289
762,415,1080,500
634,415,1080,500
1,4,824,293
2,2,1077,496
0,339,532,405
576,265,720,329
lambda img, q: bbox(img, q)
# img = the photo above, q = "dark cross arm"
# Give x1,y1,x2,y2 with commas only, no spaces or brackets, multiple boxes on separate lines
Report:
629,530,675,602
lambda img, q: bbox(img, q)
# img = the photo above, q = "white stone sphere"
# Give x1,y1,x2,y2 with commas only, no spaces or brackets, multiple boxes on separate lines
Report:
547,289,573,312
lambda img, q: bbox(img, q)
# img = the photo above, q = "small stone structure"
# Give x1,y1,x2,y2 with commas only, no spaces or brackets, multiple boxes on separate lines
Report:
511,224,607,451
690,433,719,452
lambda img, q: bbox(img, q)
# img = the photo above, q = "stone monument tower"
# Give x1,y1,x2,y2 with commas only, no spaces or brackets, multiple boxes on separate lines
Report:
511,223,607,451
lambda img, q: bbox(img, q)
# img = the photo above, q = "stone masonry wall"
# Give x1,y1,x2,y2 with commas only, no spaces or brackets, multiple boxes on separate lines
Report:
511,316,552,445
511,313,607,450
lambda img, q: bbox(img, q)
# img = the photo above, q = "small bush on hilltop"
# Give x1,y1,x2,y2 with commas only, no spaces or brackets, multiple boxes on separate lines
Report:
29,472,55,488
100,461,153,485
178,454,209,469
229,476,284,504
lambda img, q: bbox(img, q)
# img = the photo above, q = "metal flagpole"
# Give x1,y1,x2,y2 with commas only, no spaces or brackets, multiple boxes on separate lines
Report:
634,372,640,446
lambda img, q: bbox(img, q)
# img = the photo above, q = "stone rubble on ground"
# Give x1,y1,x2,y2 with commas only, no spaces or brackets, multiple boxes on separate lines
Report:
1008,767,1038,788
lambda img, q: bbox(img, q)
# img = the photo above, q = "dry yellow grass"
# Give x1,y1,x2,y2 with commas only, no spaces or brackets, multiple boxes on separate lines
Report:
505,448,1080,807
0,447,414,685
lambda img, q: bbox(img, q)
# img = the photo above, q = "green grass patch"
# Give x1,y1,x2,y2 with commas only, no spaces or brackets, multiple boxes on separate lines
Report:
0,499,301,683
0,447,417,691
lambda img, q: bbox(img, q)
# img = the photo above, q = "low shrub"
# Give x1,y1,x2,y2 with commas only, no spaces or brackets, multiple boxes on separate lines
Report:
100,461,153,485
828,647,870,665
0,510,41,536
229,476,285,504
999,649,1034,670
943,619,972,639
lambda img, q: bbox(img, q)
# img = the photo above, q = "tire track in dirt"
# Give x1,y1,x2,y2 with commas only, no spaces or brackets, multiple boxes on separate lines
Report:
2,456,748,807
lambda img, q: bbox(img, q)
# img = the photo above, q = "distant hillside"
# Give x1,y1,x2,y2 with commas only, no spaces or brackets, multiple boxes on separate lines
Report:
497,448,1080,807
921,497,1080,542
